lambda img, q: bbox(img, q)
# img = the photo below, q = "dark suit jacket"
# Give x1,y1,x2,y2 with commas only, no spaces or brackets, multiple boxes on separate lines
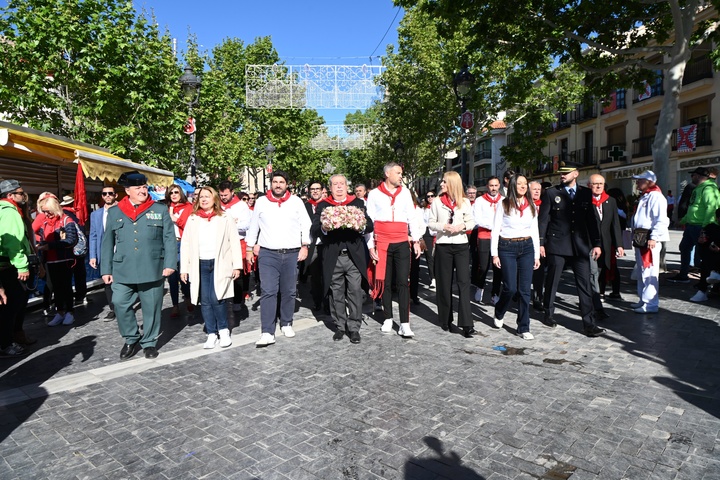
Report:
592,196,623,270
302,201,321,275
310,197,373,295
539,183,601,257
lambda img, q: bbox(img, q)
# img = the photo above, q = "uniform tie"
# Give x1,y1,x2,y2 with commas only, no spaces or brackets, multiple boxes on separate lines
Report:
568,188,575,200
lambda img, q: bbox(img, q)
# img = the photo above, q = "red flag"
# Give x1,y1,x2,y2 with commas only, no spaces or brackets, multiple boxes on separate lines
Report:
74,163,88,226
183,117,196,135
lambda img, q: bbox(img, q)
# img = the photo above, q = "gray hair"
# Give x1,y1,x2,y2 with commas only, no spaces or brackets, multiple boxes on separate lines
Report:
328,174,348,186
383,162,401,177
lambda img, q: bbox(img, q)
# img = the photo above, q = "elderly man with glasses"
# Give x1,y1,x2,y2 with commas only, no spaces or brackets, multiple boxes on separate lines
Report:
101,171,176,360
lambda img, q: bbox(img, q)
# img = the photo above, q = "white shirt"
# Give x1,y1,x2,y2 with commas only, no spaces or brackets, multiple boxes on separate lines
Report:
633,190,670,241
422,206,437,236
246,194,312,249
221,198,252,239
198,217,219,259
490,202,540,259
365,186,423,248
472,193,502,230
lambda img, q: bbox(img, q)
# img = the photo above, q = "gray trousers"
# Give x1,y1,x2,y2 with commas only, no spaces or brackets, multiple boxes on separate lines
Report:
330,254,363,332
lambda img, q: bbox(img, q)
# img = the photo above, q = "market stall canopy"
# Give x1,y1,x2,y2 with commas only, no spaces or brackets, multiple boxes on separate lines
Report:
0,122,174,186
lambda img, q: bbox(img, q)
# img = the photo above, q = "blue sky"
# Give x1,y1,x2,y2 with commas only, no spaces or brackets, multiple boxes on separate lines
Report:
138,0,404,124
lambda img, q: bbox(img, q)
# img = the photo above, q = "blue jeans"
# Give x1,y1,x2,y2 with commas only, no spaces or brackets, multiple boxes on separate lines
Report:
168,240,190,305
495,238,534,334
199,259,228,334
258,248,299,334
679,224,702,275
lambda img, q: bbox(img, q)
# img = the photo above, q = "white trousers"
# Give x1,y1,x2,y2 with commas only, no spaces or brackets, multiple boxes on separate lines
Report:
634,243,662,308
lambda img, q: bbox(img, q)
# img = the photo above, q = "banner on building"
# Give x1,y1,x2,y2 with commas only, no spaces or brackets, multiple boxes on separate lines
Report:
677,124,697,153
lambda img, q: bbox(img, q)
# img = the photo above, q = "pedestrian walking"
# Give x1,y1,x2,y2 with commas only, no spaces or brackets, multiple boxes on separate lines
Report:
472,176,503,305
422,190,437,289
89,185,118,321
529,180,546,311
165,184,193,317
218,180,251,312
303,182,325,311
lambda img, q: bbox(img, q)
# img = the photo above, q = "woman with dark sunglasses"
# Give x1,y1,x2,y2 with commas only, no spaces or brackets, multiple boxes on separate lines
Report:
165,185,193,317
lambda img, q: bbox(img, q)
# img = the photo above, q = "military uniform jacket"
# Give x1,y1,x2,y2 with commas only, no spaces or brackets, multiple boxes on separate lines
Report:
100,202,177,284
538,184,601,257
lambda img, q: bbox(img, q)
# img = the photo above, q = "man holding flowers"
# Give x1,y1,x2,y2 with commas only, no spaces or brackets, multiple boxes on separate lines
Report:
311,174,373,343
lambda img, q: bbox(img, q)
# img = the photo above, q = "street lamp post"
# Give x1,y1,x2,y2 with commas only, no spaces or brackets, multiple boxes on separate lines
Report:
453,65,475,187
264,141,275,191
179,66,201,187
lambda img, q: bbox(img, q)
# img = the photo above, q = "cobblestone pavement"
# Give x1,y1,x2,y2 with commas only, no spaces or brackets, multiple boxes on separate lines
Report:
1,231,719,479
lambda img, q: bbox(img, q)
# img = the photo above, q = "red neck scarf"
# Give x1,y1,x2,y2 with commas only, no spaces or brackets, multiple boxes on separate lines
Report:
0,197,22,215
222,195,241,209
592,191,609,208
117,196,155,222
482,193,501,204
377,182,402,206
266,189,292,206
439,193,457,211
534,199,542,206
307,198,321,207
171,201,191,214
324,195,356,206
517,198,530,217
195,209,217,222
470,199,475,205
643,185,662,196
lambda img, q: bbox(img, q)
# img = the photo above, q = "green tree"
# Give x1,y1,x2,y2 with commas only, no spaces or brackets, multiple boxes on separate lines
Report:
0,0,186,171
397,0,720,189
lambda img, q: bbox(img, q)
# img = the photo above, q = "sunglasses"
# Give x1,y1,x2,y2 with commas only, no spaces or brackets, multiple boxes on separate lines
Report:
448,210,455,224
426,194,435,198
170,190,181,194
241,197,249,202
101,192,115,196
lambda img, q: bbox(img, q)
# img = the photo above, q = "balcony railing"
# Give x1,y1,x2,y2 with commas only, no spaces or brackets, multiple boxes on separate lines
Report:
571,103,597,124
632,136,655,158
683,56,713,86
671,122,713,150
475,149,492,160
572,147,599,167
600,144,628,163
534,157,555,176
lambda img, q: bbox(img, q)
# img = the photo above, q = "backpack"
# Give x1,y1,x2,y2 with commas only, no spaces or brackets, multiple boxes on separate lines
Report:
62,217,88,256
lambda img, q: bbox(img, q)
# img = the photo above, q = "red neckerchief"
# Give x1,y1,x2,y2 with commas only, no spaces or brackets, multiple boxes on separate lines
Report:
307,198,321,208
425,204,432,209
482,193,501,205
592,191,609,208
266,189,291,206
170,201,192,215
222,195,241,210
117,196,155,222
470,199,475,205
643,185,662,196
377,182,402,206
324,195,356,206
195,209,217,222
534,199,542,207
517,198,530,217
0,197,22,215
439,193,456,211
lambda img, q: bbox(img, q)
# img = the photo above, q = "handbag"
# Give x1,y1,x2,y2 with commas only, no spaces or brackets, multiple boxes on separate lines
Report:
632,228,652,248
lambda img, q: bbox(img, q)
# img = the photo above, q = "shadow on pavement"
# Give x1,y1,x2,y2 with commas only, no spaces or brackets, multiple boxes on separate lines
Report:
404,436,485,479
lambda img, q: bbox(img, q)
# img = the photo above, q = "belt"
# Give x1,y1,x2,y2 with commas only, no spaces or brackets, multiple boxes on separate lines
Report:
500,236,531,242
338,249,349,256
262,247,301,254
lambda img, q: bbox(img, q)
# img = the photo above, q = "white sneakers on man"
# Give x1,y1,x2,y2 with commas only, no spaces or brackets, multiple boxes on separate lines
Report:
281,325,296,338
381,319,394,333
493,317,504,329
255,333,276,346
397,323,415,337
204,334,218,349
218,328,232,347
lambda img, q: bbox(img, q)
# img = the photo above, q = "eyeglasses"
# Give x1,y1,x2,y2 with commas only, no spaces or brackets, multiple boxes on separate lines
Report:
426,194,435,198
11,191,24,196
241,197,249,202
309,187,321,191
170,190,181,195
101,192,115,196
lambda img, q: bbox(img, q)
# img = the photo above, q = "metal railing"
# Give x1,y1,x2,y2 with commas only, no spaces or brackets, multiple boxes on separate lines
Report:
682,56,713,86
632,136,655,158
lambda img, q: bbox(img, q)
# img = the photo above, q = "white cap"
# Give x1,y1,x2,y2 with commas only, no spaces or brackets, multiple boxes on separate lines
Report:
632,170,657,182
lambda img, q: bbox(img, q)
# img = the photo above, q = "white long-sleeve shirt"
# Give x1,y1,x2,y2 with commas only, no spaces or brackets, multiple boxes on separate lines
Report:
222,199,252,239
246,194,312,249
490,203,540,260
365,186,423,248
632,190,670,241
473,194,502,230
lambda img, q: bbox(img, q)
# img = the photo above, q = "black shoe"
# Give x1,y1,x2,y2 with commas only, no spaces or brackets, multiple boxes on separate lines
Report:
333,330,345,341
313,303,322,311
412,297,420,305
119,342,139,360
462,327,476,338
349,331,361,344
607,292,622,299
595,310,611,320
541,316,557,328
667,275,691,284
584,325,606,337
143,346,159,358
533,300,545,312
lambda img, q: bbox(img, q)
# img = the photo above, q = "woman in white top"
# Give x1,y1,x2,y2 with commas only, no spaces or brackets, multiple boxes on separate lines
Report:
491,174,540,340
429,171,476,337
180,187,243,349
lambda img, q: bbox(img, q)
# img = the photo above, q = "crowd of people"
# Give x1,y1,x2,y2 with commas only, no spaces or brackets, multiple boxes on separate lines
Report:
1,160,719,359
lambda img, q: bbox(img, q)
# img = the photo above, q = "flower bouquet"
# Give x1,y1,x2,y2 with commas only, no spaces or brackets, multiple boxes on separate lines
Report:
320,205,367,232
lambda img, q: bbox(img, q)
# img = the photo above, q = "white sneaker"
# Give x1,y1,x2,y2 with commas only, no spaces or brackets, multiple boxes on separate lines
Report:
517,331,534,340
281,325,296,338
474,288,484,303
203,334,218,349
255,332,276,346
491,294,500,305
707,271,720,284
629,301,644,309
218,329,232,348
690,291,708,303
493,317,504,328
48,313,64,326
398,323,415,337
62,312,75,325
380,319,394,333
429,279,436,289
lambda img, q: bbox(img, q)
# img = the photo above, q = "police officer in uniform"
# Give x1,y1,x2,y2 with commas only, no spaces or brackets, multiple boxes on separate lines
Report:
538,162,605,337
101,171,176,359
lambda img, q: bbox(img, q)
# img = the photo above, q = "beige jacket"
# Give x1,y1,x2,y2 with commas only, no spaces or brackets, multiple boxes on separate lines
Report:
429,197,475,244
180,213,243,304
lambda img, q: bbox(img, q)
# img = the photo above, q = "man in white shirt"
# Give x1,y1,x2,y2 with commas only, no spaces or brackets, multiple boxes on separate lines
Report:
471,177,503,305
89,185,118,321
366,162,423,337
218,180,252,312
246,171,312,346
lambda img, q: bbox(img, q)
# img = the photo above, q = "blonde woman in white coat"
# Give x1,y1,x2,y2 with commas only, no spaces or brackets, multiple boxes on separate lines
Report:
180,187,243,349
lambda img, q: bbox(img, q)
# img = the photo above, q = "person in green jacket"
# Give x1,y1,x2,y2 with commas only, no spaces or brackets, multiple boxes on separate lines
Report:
101,171,176,360
669,167,720,283
0,179,32,358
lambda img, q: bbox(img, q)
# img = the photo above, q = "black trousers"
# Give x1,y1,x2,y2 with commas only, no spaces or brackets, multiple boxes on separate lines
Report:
47,261,74,313
543,253,596,328
382,241,411,323
72,256,87,301
422,230,435,283
330,254,363,332
477,238,502,296
434,243,472,327
0,267,25,348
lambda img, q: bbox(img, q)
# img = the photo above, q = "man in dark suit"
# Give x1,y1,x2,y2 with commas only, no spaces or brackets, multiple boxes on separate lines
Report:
303,182,325,310
89,185,117,321
588,174,624,312
538,162,605,337
311,174,373,343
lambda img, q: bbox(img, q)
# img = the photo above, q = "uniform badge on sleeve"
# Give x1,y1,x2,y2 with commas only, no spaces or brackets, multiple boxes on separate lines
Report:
554,196,562,204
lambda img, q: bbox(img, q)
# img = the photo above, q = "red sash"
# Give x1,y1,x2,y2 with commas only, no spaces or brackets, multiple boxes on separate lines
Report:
368,221,409,299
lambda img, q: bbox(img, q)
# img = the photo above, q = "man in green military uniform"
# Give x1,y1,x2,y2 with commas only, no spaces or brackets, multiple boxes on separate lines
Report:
101,171,176,360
